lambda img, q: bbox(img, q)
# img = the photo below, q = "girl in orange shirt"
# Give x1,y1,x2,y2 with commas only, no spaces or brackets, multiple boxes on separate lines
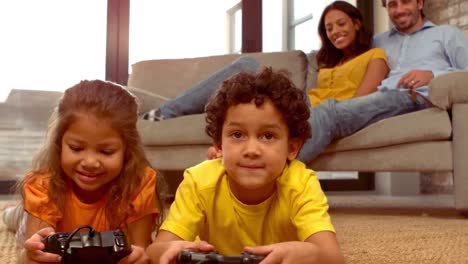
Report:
4,80,161,264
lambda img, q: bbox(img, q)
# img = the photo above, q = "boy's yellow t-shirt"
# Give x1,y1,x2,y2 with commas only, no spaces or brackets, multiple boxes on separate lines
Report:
308,48,388,106
160,159,334,255
23,167,159,232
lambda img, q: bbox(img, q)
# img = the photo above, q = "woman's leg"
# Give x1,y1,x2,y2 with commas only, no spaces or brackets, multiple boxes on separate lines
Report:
144,57,260,120
298,90,430,164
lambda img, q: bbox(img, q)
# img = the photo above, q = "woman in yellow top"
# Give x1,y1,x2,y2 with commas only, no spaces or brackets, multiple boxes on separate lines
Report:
308,1,389,106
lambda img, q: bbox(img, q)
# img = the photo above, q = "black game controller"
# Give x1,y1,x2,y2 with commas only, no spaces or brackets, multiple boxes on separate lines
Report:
42,225,131,264
177,250,265,264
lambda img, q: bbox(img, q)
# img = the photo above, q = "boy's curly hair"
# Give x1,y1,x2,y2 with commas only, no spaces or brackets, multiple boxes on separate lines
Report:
205,67,311,148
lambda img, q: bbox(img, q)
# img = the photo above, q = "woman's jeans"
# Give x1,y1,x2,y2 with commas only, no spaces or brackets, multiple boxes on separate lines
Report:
159,56,260,118
298,90,431,163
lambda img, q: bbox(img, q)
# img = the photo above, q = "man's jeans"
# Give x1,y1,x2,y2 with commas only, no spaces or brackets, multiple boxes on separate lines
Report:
160,57,260,118
298,90,431,164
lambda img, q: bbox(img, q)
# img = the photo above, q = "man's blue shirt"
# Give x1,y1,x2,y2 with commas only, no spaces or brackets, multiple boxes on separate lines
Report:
374,21,468,97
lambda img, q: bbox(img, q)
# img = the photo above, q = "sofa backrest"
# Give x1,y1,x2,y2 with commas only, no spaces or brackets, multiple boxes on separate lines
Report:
128,50,311,100
306,51,319,90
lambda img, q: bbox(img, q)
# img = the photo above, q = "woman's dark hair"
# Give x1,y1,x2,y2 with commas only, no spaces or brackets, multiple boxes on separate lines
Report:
316,1,373,68
205,67,311,148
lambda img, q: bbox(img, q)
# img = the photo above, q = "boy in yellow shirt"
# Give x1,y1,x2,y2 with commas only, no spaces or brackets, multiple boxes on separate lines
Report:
147,67,344,264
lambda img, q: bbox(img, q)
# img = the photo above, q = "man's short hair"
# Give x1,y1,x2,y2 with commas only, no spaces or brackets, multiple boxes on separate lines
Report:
381,0,425,7
380,0,425,18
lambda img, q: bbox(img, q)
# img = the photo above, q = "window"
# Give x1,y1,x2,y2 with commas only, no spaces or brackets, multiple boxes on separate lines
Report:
290,0,357,52
129,0,240,69
0,1,107,102
0,1,107,185
262,0,283,52
227,2,243,54
263,0,356,53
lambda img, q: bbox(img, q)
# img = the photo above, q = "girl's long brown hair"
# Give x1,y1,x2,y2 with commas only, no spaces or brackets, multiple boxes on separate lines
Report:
17,80,160,229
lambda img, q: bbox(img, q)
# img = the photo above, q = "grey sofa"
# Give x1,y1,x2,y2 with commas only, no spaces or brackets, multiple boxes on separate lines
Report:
127,50,468,212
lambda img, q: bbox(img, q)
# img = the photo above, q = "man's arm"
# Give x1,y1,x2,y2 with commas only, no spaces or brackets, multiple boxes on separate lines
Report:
399,26,468,90
443,26,468,73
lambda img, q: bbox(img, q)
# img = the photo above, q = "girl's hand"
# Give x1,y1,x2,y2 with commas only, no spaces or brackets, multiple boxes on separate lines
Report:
119,245,150,264
158,240,215,264
22,227,61,264
244,241,321,264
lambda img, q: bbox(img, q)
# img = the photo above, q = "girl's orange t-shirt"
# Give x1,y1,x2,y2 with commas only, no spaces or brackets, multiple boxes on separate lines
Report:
23,167,159,232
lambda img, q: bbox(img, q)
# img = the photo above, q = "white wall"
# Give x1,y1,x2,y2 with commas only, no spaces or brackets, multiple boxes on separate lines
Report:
373,0,391,34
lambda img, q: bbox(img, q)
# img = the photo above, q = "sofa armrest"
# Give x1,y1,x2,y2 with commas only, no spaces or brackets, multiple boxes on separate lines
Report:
429,70,468,110
126,86,171,114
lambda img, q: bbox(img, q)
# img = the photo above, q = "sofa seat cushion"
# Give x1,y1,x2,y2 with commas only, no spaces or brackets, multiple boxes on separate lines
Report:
324,107,451,152
144,146,211,171
138,108,451,153
138,114,210,145
312,141,452,171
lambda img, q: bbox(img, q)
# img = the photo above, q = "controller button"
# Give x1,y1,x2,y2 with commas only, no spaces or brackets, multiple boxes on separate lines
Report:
115,236,126,247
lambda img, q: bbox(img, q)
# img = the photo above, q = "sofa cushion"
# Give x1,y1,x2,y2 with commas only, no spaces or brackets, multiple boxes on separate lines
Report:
128,50,309,106
138,107,451,154
126,85,170,114
138,114,210,145
306,51,319,90
324,107,452,153
311,141,452,171
144,146,211,171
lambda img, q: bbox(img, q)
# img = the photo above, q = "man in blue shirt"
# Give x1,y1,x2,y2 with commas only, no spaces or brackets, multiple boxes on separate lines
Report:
374,0,467,99
297,0,468,163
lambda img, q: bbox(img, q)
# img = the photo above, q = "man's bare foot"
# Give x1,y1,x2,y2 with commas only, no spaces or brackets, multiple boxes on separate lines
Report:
206,146,222,160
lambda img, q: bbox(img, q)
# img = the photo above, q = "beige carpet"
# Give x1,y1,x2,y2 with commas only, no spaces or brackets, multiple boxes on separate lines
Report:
330,208,468,263
0,204,20,264
1,203,468,263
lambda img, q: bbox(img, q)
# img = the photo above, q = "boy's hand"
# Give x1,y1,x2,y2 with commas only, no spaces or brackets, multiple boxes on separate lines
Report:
119,245,149,264
22,227,61,264
158,240,215,264
244,241,320,264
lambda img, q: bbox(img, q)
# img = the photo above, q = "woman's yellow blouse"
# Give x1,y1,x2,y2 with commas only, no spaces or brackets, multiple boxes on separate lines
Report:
308,48,387,106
